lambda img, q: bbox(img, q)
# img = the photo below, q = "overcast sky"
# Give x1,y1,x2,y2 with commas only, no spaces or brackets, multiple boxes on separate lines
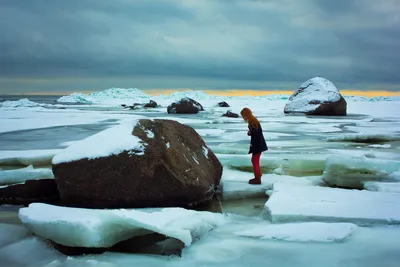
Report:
0,0,399,93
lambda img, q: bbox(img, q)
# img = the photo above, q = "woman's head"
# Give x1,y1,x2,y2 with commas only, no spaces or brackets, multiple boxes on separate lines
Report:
241,108,259,128
240,108,252,121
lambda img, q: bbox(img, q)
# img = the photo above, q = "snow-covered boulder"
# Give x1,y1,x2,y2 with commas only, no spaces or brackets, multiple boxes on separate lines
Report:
0,179,60,205
264,184,400,225
52,119,222,208
167,98,204,114
18,203,226,248
322,156,400,189
284,77,347,116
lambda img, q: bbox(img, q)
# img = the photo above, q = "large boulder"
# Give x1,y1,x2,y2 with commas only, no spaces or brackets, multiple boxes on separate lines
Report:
52,119,222,209
167,98,204,114
284,77,347,116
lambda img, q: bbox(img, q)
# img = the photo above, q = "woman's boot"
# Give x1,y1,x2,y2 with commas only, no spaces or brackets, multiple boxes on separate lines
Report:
248,174,261,185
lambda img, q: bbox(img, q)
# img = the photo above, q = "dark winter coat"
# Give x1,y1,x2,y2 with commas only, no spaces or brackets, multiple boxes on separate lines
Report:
247,123,268,154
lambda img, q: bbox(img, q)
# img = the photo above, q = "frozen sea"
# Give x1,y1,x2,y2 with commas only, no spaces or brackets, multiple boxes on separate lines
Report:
1,89,400,267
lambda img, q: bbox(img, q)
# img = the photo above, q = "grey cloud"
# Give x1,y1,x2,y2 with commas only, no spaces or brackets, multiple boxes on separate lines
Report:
0,0,399,93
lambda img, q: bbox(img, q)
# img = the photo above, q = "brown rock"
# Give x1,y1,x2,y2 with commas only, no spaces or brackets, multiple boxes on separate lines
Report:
0,179,60,205
217,101,230,107
222,111,239,118
167,98,204,114
52,119,222,209
144,100,158,108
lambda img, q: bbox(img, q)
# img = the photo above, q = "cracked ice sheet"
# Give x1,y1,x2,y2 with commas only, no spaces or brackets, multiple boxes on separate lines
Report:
235,222,358,243
215,122,342,133
19,203,226,248
327,149,400,161
220,168,322,200
264,184,400,225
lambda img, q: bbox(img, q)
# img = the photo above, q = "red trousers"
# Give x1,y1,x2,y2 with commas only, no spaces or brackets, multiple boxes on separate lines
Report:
251,153,261,177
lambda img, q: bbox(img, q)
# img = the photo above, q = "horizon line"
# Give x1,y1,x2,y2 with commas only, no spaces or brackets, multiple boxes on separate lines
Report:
1,89,400,97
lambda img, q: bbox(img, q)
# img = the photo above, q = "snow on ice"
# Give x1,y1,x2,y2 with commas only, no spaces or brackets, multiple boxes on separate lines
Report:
264,184,400,225
235,222,358,243
19,203,226,248
0,99,51,109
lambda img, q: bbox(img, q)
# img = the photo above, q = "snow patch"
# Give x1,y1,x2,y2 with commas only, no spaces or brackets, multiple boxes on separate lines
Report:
52,120,146,164
202,146,209,159
368,144,391,148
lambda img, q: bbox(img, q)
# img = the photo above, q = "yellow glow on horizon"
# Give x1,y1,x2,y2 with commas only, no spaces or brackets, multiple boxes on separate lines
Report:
11,89,400,97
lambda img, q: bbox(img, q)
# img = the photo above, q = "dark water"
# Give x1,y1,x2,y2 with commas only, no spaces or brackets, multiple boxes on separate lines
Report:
0,122,118,150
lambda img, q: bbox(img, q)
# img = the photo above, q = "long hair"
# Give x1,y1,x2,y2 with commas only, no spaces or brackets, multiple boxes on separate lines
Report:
241,108,260,129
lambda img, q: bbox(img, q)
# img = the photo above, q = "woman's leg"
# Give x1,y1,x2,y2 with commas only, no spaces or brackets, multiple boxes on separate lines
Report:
249,153,262,184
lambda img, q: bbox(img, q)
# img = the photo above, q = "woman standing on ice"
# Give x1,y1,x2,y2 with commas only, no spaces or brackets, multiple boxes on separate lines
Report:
241,108,268,185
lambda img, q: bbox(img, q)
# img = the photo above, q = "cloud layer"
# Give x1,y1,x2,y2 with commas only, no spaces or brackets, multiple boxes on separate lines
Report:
1,0,399,92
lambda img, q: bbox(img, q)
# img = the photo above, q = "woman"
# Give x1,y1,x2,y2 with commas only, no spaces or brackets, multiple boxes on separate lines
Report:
240,108,268,185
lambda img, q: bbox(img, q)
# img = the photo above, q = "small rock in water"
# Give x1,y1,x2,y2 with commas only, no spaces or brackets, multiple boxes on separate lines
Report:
222,111,239,118
217,101,230,107
144,100,158,108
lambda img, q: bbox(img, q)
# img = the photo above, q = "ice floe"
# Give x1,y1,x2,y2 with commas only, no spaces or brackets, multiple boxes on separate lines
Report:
322,156,400,188
19,203,226,248
0,150,62,166
0,165,54,185
219,168,322,200
363,181,400,193
264,184,400,225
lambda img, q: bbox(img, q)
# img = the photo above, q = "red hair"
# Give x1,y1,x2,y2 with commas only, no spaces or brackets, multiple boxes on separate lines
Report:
241,108,260,129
